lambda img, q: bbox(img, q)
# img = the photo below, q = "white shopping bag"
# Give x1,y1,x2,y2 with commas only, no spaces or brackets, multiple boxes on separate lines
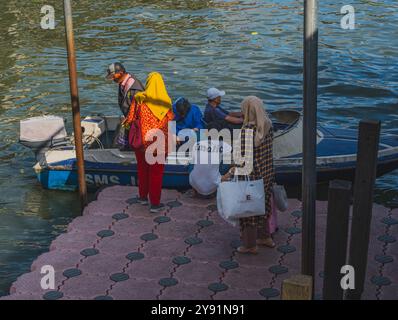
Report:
217,177,265,226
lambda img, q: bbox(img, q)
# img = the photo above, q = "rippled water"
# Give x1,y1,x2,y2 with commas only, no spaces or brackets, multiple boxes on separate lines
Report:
0,0,397,296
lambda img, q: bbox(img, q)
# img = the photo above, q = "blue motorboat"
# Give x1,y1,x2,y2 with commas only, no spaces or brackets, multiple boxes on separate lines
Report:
19,110,398,191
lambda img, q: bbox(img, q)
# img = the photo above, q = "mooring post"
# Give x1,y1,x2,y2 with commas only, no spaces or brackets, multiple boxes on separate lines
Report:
323,180,352,300
346,120,381,300
302,0,319,290
64,0,88,210
282,275,313,300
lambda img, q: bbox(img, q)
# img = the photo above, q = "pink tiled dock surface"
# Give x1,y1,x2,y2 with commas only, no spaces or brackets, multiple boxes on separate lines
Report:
2,186,397,300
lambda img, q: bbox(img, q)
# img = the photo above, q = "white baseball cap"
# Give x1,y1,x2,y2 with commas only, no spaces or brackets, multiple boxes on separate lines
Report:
207,87,226,100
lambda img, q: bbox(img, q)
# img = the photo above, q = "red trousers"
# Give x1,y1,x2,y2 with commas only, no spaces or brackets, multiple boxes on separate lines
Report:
135,150,165,206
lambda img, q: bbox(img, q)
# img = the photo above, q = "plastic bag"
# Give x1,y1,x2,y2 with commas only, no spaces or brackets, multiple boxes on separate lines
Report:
115,124,130,150
272,184,288,212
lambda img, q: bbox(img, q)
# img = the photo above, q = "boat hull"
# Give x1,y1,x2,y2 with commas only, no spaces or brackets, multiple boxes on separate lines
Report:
36,163,196,191
35,154,398,191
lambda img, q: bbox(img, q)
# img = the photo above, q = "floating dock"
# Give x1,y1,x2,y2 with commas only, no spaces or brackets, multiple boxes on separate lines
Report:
2,186,397,300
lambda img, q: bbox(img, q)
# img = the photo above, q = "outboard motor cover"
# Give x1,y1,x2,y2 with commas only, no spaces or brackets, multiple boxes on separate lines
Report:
19,116,67,155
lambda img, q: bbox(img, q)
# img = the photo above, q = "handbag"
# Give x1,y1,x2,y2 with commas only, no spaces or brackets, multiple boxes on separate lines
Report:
272,184,288,212
128,100,143,150
217,176,265,226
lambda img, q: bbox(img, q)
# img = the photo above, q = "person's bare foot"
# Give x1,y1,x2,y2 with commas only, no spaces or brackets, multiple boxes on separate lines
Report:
256,238,276,248
237,246,258,254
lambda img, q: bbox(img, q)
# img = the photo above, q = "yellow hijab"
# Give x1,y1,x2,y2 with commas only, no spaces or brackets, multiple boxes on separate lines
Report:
135,72,172,121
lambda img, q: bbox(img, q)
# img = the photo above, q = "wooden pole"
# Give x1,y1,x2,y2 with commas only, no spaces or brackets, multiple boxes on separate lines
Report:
64,0,88,210
323,180,352,300
346,120,381,300
302,0,318,284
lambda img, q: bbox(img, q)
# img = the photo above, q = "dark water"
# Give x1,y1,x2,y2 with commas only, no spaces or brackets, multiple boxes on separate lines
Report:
0,0,397,296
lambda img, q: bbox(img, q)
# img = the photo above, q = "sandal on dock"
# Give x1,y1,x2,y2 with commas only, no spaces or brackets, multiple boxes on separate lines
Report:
237,246,258,255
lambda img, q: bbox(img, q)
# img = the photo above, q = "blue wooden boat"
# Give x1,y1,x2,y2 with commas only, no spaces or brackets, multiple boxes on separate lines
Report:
19,110,398,191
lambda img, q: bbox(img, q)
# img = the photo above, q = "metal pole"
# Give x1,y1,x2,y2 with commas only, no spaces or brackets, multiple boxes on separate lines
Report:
64,0,88,210
302,0,318,283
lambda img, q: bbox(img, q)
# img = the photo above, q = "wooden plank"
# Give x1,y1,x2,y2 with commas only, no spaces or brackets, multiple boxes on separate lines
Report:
282,275,313,300
323,180,352,300
346,120,381,300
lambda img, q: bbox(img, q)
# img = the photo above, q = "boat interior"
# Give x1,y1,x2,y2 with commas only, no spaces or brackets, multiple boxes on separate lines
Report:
78,109,303,151
19,109,306,166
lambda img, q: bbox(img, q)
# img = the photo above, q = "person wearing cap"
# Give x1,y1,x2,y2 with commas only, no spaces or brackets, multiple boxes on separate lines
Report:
173,97,204,135
106,62,145,117
204,88,243,131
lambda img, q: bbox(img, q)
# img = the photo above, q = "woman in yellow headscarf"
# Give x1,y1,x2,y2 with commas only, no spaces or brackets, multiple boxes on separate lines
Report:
125,72,174,213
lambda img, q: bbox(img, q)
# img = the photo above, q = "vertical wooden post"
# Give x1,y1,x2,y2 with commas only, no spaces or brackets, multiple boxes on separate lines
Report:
302,0,319,286
64,0,88,210
323,180,352,300
346,120,381,300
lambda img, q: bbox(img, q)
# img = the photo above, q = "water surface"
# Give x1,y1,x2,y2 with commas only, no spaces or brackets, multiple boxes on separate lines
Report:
0,0,397,296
